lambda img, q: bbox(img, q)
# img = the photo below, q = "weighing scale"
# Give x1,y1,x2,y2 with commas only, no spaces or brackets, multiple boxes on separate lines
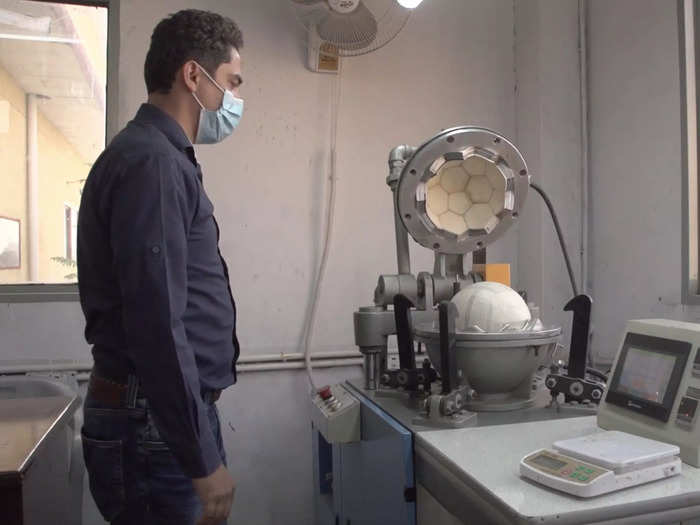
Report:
521,430,681,497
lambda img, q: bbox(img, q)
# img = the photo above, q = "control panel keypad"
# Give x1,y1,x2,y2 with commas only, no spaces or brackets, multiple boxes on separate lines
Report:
524,451,607,484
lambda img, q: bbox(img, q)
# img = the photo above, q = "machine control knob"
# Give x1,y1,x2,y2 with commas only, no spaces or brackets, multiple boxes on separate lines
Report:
318,386,333,400
591,388,602,400
545,376,558,389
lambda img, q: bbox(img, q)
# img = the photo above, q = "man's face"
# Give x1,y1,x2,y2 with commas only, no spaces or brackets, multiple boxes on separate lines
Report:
195,47,243,110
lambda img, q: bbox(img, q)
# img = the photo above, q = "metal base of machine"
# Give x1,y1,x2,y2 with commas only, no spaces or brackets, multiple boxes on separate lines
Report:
464,395,535,412
374,387,419,399
412,409,477,428
547,397,599,415
374,388,429,410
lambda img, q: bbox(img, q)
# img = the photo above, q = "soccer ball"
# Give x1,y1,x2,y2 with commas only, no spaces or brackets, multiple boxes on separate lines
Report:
451,281,531,333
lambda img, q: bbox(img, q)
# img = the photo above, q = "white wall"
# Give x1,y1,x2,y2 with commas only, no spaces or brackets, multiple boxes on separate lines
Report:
515,0,582,348
1,1,518,524
586,0,693,363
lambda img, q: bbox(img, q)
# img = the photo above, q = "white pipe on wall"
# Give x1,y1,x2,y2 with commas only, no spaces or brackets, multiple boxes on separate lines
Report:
26,93,39,281
67,357,364,381
578,0,590,295
0,349,379,375
235,358,363,373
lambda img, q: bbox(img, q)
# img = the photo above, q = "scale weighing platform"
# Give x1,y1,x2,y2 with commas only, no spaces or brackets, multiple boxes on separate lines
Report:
521,431,681,497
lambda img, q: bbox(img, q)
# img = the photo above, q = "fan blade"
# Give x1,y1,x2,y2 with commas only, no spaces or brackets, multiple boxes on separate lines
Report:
317,1,378,51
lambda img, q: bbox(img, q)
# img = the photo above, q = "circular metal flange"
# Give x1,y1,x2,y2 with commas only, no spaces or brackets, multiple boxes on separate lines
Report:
396,127,530,254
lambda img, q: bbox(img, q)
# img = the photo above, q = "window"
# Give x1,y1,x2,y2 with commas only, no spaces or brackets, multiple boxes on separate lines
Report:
682,0,699,302
0,0,110,301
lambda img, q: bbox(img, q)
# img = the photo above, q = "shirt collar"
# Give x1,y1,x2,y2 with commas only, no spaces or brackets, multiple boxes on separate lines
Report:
134,103,194,155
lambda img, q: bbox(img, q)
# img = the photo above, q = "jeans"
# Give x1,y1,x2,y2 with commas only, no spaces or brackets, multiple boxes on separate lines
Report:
81,386,227,525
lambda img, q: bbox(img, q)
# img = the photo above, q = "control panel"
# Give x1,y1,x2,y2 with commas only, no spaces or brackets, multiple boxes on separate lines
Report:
598,319,700,466
311,384,360,444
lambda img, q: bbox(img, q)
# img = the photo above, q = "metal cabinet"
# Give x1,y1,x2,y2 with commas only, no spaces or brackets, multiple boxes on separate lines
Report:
313,390,415,525
0,375,82,525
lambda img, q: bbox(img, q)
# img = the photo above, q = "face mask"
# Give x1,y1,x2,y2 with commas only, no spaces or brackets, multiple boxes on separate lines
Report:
191,62,244,144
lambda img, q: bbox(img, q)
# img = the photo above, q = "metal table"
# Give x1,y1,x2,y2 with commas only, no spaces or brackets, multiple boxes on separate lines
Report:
416,418,700,524
0,377,81,525
345,380,700,524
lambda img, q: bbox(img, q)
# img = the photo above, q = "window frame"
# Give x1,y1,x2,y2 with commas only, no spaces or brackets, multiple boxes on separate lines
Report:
681,0,700,304
0,0,117,303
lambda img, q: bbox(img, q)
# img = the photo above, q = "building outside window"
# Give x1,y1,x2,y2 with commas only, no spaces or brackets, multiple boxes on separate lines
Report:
0,0,107,288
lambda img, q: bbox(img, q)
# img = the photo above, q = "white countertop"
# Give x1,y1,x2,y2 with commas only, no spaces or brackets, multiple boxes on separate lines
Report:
415,416,700,523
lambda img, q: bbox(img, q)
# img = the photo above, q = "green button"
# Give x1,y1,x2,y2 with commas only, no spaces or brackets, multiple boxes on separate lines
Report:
577,466,585,471
570,473,579,478
585,468,594,474
579,475,589,481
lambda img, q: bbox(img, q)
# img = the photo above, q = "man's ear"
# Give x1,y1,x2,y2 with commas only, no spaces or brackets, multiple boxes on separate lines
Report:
182,60,200,92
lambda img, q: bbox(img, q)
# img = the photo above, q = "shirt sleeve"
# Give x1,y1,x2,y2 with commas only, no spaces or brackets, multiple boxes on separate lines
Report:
109,152,221,478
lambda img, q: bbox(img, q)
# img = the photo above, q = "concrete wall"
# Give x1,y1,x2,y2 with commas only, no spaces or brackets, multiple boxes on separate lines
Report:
1,1,518,524
514,0,583,348
586,0,690,363
513,0,691,366
115,0,518,357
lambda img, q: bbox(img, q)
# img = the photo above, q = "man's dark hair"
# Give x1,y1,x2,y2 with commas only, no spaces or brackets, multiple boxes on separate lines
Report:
144,9,243,94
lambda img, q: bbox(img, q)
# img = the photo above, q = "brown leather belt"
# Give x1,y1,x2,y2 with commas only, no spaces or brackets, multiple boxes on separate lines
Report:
87,373,222,407
87,373,132,408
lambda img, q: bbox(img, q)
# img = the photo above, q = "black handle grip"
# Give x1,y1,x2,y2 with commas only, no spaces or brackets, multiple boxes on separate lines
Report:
394,294,416,371
438,301,458,394
563,294,593,379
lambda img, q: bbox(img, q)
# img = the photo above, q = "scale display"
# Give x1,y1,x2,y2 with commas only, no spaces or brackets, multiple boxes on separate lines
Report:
530,454,567,471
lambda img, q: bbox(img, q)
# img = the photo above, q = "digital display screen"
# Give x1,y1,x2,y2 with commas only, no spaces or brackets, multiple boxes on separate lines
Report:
616,347,677,404
531,454,567,471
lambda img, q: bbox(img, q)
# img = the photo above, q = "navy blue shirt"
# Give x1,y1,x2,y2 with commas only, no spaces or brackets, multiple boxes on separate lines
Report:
78,103,240,478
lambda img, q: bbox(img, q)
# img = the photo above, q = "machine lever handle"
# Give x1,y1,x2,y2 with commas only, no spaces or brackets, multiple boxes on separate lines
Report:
438,301,459,394
393,294,416,371
563,294,593,380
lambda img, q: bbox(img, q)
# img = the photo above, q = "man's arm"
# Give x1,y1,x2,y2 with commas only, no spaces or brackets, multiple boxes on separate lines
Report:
109,153,220,478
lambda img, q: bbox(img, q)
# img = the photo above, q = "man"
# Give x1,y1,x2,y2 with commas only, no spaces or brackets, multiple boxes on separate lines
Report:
77,10,243,525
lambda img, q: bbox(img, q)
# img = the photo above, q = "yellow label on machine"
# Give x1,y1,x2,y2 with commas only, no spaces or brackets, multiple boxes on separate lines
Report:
485,264,511,287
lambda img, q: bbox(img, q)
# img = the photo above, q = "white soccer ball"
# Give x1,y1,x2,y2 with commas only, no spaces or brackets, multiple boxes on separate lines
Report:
451,281,531,332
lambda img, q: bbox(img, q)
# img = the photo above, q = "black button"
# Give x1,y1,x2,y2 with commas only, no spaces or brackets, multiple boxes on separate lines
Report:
678,396,698,420
151,246,161,254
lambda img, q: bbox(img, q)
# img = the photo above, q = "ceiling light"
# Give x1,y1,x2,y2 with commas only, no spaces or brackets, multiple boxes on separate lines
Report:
397,0,424,9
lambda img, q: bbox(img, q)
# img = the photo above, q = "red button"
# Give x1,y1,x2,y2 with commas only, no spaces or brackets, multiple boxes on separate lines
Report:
318,386,332,400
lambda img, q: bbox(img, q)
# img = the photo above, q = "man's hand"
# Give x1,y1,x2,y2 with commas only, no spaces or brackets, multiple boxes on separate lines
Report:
193,464,236,525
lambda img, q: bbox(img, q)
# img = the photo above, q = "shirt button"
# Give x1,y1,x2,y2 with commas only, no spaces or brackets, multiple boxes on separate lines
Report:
151,246,161,254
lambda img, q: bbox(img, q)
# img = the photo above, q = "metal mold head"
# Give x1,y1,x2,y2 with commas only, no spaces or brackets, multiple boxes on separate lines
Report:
397,127,529,254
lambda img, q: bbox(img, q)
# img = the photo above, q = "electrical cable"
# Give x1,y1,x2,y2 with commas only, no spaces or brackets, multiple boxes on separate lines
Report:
303,61,343,392
530,182,579,297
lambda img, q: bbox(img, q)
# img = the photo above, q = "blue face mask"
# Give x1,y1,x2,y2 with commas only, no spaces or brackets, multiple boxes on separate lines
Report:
192,63,244,145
